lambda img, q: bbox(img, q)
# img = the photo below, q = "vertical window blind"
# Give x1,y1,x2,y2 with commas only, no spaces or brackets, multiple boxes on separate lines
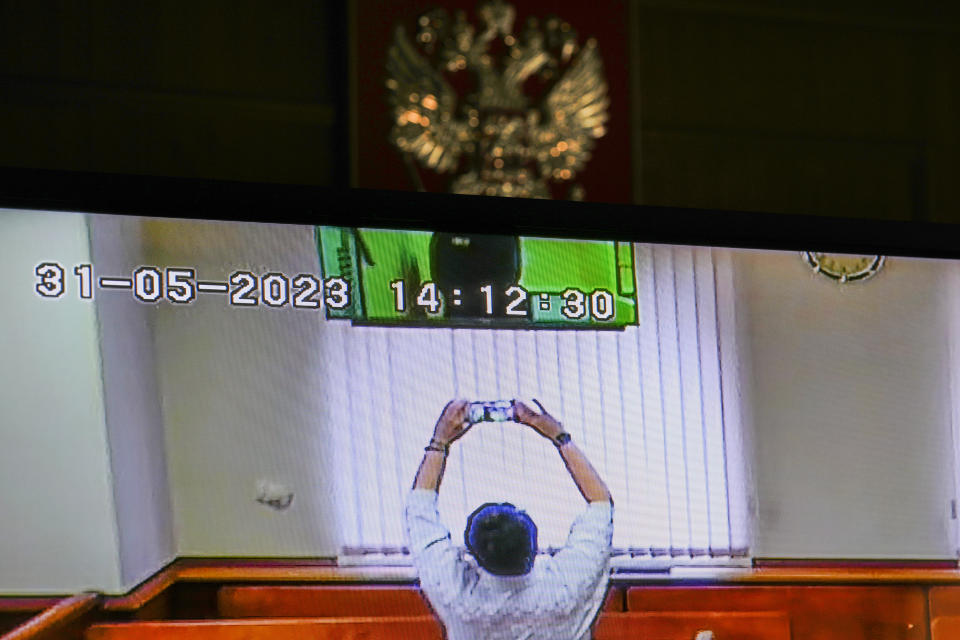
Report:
321,244,750,565
947,263,960,557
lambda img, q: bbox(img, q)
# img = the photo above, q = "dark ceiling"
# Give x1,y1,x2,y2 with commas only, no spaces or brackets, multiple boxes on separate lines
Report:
0,1,957,222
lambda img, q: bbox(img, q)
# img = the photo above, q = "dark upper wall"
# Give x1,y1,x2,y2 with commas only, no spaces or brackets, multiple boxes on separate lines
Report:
0,2,345,186
636,1,960,222
0,1,957,221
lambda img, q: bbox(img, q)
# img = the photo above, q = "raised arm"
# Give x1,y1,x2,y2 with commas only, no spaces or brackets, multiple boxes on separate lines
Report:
412,399,472,491
407,400,477,602
514,400,612,504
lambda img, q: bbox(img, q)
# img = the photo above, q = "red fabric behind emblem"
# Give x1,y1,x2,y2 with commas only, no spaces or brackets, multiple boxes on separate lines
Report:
353,0,632,204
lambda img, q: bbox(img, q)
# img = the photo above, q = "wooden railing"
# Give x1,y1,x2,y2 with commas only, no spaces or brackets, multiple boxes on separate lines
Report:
0,593,99,640
0,598,62,637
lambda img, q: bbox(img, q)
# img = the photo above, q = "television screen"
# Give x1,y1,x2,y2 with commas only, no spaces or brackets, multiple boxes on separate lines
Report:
2,180,959,639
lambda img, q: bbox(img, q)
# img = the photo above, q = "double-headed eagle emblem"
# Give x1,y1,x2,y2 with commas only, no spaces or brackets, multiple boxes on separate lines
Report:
386,1,609,199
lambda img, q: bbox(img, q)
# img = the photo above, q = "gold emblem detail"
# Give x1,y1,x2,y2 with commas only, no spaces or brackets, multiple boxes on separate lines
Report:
386,1,609,199
802,252,886,283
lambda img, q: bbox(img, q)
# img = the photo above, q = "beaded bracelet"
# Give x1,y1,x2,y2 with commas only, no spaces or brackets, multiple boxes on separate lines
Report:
425,439,450,454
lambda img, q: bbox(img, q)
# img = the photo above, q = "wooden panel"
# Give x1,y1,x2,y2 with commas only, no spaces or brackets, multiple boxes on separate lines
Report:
632,5,960,222
217,584,623,618
930,587,960,619
638,8,918,140
83,616,443,640
626,586,927,640
928,145,960,224
0,80,336,185
605,587,625,612
0,3,334,101
923,33,960,148
922,32,960,224
168,583,221,621
0,2,344,186
640,130,918,219
931,616,960,640
218,586,432,618
594,611,791,640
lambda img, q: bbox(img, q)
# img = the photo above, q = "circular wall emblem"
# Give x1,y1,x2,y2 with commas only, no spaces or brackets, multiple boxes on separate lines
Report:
801,252,885,283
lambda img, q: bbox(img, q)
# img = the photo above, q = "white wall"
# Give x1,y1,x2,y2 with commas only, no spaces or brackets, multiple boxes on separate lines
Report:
145,219,339,556
735,250,957,558
88,214,176,589
0,209,124,594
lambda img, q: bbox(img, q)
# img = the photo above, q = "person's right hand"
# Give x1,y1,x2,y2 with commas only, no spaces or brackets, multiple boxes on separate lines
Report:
432,399,472,446
513,399,564,440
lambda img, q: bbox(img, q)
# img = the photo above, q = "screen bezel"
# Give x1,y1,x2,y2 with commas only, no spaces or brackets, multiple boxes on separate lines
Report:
2,166,960,260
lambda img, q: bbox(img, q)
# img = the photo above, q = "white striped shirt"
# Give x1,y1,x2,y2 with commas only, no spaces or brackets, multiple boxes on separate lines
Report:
406,489,613,640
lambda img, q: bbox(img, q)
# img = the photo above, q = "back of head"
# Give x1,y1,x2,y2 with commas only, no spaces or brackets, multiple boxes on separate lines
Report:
465,503,537,576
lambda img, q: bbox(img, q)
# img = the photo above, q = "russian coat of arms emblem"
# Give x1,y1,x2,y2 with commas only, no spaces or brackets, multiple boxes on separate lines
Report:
386,0,609,199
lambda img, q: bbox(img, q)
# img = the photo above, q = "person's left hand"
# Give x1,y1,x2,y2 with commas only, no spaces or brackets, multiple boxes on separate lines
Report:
432,399,472,446
514,399,564,440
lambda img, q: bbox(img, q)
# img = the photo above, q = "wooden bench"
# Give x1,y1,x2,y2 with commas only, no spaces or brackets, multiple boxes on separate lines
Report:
594,611,791,640
627,586,926,640
84,616,443,640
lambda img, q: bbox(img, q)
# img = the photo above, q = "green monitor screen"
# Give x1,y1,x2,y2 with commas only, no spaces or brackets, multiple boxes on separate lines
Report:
317,227,638,329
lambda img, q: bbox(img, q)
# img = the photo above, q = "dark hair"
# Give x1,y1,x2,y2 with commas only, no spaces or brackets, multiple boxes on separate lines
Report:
464,503,537,576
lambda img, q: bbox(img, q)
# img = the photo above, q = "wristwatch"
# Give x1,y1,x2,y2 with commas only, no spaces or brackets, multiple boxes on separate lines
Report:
553,432,571,448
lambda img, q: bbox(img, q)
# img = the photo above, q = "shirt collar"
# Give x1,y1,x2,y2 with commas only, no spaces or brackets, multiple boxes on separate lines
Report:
477,562,538,589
